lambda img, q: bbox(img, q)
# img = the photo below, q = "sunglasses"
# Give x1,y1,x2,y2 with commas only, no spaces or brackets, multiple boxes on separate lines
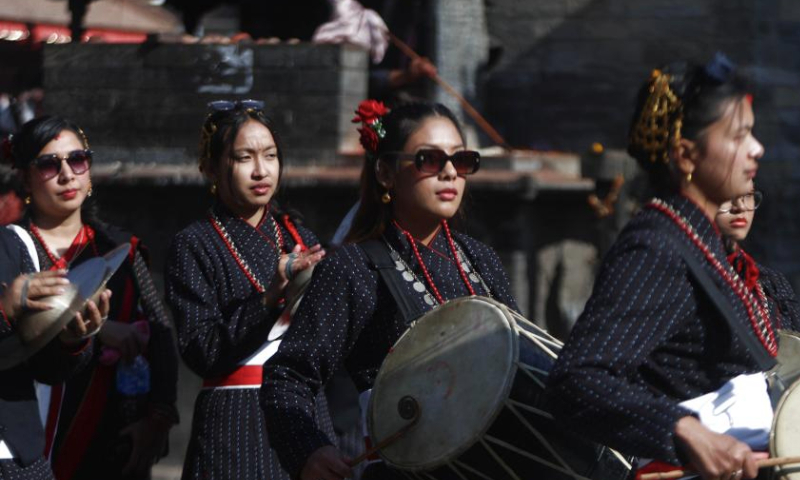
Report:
207,99,265,113
31,149,93,181
388,149,481,175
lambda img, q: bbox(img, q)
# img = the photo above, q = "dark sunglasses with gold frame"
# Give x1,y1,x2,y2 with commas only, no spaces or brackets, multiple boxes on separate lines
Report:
384,149,481,175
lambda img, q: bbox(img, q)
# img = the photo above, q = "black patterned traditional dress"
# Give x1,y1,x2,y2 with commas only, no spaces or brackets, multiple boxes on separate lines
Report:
166,204,335,480
0,228,93,480
546,195,800,465
13,217,179,480
261,221,519,479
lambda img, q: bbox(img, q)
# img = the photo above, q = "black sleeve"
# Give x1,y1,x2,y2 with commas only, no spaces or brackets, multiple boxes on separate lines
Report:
166,231,282,378
546,236,694,463
261,247,377,477
760,265,800,332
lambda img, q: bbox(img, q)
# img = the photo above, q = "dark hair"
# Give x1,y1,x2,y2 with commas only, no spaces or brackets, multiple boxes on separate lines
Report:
7,115,104,227
627,54,751,193
345,102,465,243
199,104,286,210
10,115,88,169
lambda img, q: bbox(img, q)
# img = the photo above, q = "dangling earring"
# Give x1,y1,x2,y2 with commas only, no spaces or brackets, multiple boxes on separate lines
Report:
87,179,93,197
381,191,391,204
686,172,692,183
210,183,217,195
24,195,31,205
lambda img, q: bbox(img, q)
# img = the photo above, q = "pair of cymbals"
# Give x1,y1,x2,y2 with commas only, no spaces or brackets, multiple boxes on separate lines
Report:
0,243,130,370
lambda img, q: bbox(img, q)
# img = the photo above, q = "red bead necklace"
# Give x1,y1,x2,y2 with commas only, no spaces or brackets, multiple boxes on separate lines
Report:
392,220,476,304
649,199,778,357
29,222,98,271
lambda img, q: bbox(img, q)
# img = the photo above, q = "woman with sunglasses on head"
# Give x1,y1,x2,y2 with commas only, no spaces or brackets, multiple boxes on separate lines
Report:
261,100,519,480
717,191,800,335
2,115,178,480
165,100,331,480
545,54,784,480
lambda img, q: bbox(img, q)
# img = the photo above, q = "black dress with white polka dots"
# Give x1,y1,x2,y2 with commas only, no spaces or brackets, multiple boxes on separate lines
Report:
546,195,800,465
166,204,334,480
261,222,519,478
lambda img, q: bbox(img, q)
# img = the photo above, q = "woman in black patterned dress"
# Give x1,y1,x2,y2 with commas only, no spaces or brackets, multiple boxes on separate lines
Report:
2,115,174,480
261,100,519,480
165,100,333,480
546,55,798,480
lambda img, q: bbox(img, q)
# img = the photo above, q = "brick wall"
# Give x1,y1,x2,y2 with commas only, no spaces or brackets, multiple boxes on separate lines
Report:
482,0,800,283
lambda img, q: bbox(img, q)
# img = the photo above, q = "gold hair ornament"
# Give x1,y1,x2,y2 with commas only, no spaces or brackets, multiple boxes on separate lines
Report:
630,69,684,164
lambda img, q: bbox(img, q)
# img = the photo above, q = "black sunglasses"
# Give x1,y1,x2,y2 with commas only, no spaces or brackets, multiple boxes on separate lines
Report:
31,149,93,181
388,149,481,175
207,99,265,113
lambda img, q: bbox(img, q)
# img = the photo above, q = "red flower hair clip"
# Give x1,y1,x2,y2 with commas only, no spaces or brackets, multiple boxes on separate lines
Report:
352,99,389,153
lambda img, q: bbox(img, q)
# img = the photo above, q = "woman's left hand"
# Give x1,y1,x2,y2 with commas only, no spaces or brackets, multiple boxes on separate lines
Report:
59,289,112,345
120,416,170,477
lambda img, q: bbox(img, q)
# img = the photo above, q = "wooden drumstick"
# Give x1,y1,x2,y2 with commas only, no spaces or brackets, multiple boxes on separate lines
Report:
639,456,800,480
387,33,510,149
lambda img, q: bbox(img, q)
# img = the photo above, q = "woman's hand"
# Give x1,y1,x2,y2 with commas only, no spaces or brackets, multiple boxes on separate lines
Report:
263,244,325,308
1,270,69,320
300,445,353,480
99,321,148,364
120,415,170,477
675,416,763,480
59,289,112,345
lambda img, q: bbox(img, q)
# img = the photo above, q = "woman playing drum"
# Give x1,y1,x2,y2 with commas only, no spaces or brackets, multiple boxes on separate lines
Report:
546,55,800,480
261,100,519,480
165,100,331,480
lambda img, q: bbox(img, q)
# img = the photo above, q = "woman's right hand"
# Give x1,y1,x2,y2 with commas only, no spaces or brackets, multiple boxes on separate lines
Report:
674,416,762,480
300,446,353,480
1,270,69,320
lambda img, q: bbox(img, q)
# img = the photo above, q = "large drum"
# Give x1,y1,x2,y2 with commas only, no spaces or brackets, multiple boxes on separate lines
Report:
770,332,800,480
367,296,634,480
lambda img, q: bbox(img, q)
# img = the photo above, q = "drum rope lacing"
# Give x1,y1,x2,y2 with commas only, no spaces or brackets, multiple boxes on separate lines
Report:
649,198,778,356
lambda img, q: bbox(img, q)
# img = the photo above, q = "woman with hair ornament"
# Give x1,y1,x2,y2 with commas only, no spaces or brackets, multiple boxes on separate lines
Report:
261,99,519,480
165,99,333,480
546,54,799,480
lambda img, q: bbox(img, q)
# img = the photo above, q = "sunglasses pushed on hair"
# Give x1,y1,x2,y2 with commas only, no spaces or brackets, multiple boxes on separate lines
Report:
32,149,92,181
207,99,265,113
388,149,481,175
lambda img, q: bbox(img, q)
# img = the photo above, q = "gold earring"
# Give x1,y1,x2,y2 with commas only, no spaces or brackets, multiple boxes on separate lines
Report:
87,180,93,197
381,191,391,204
210,183,217,195
24,195,31,205
686,172,692,183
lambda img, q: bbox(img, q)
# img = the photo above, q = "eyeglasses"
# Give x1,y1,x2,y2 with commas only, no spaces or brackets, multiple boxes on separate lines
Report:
387,149,481,175
718,190,763,214
31,149,93,181
207,99,265,113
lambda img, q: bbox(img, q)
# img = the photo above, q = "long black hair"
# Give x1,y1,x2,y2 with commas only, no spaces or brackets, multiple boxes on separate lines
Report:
345,101,465,243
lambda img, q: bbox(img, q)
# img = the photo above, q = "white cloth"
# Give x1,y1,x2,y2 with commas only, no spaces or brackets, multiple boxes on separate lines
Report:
0,440,13,459
312,0,389,64
679,373,773,450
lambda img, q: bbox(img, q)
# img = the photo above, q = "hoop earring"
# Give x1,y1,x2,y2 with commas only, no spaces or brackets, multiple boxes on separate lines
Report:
381,191,391,204
686,172,692,183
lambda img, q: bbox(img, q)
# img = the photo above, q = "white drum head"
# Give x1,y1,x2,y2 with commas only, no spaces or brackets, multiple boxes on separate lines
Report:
771,378,800,479
368,296,518,471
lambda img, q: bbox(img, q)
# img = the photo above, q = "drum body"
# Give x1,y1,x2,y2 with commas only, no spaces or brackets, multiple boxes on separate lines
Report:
771,377,800,480
368,296,633,480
